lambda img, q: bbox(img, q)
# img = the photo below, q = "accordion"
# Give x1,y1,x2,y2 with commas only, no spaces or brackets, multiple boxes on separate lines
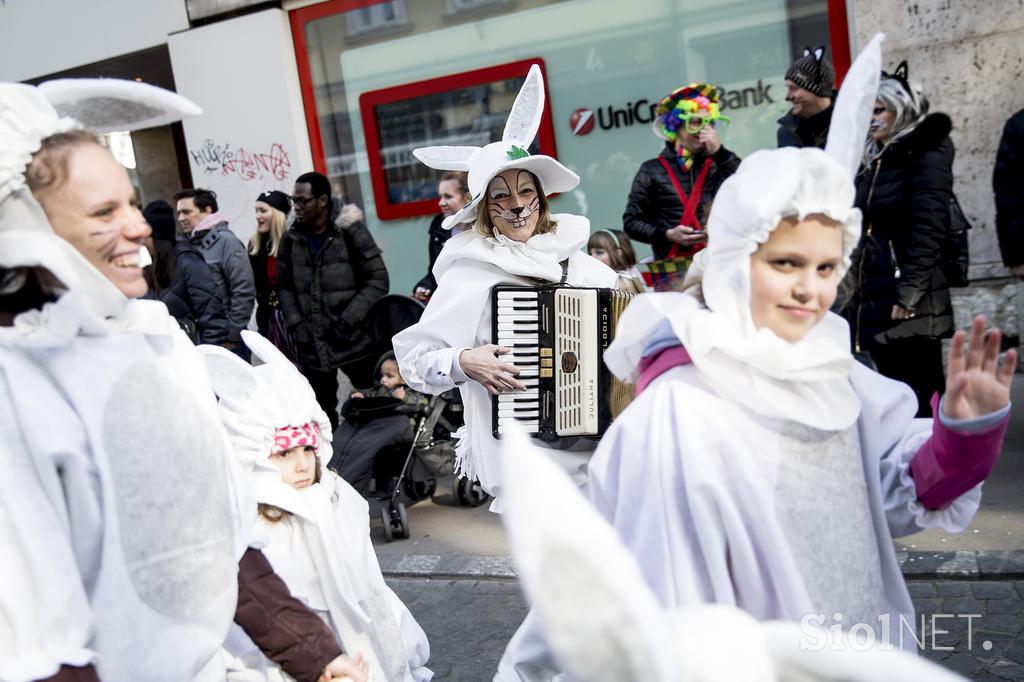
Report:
491,284,635,442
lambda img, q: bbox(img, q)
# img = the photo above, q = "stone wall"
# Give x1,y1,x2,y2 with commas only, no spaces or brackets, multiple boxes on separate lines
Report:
853,0,1024,358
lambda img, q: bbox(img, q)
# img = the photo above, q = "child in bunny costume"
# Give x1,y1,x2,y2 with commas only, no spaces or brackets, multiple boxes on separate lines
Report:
499,426,968,682
498,35,1013,681
392,65,617,512
586,33,1012,658
201,331,432,682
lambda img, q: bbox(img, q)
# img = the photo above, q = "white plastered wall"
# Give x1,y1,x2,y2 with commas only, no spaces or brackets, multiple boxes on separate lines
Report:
0,0,188,81
168,8,313,245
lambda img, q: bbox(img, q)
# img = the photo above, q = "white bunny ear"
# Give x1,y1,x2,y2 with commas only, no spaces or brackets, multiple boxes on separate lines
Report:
197,343,261,404
501,425,674,682
37,78,201,134
412,146,478,171
825,32,885,180
501,64,545,147
241,330,295,371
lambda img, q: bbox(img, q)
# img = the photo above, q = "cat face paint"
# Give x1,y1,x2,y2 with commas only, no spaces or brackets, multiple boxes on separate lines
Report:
487,169,541,242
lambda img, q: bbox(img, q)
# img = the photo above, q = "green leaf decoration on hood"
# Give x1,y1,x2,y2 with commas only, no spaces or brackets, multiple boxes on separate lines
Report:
507,145,529,160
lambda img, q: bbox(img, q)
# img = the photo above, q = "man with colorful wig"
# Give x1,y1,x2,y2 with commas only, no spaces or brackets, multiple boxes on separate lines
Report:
623,82,740,260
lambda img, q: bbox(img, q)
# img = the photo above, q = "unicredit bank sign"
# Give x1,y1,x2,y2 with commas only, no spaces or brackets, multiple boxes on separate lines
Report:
569,80,775,136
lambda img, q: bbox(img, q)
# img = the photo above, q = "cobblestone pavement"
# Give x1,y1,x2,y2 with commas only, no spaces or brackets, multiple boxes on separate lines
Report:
387,577,1024,681
911,580,1024,681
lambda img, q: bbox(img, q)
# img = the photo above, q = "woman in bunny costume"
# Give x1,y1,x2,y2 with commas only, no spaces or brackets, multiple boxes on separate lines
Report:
0,81,254,681
202,331,432,682
0,81,369,682
586,34,1013,650
393,65,617,510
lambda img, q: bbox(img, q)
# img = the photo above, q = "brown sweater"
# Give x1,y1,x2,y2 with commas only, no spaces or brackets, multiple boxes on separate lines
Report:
38,549,344,682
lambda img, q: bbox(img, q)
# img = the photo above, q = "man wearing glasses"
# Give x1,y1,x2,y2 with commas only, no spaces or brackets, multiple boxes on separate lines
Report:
624,83,741,260
276,172,389,428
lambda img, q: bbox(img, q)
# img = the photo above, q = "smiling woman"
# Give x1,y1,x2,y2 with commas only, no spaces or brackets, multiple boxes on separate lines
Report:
474,168,554,241
26,134,151,298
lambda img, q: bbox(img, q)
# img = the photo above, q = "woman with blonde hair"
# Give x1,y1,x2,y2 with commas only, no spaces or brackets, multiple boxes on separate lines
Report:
249,189,298,360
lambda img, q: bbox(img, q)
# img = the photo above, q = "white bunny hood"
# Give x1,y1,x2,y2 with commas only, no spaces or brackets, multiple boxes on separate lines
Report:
0,79,200,341
199,330,333,481
412,64,578,230
500,424,966,682
605,34,885,432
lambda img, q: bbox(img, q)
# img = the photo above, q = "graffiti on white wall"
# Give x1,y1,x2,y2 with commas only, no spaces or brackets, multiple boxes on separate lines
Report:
186,139,296,245
189,139,291,182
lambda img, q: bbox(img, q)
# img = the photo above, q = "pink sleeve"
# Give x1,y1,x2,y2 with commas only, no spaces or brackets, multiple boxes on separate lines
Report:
909,395,1010,510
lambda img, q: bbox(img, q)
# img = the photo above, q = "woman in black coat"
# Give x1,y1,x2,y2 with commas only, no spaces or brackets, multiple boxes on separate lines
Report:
142,200,228,344
846,63,955,417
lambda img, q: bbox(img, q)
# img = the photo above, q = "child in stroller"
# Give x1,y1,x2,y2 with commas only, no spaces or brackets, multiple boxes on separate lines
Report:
330,351,429,496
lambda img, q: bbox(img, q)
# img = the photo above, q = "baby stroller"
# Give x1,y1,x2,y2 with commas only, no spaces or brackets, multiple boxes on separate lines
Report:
329,294,489,541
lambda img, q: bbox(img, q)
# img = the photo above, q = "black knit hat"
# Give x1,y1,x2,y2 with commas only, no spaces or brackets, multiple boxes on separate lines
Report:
142,200,177,241
785,46,835,98
257,190,292,216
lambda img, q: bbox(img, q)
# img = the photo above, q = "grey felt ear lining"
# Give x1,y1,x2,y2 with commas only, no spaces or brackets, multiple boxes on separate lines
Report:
51,97,165,132
38,78,201,134
197,345,260,403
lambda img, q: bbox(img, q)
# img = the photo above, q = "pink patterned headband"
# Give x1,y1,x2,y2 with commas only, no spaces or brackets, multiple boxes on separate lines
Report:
271,422,321,455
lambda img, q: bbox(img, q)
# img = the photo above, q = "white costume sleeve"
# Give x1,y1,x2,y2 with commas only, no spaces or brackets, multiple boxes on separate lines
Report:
852,362,982,537
0,366,97,681
393,261,493,395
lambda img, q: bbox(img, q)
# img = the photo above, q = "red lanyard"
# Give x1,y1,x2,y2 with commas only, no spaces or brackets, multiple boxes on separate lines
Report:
657,156,713,258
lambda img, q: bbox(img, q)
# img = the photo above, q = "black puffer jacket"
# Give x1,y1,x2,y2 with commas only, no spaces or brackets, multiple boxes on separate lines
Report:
277,201,389,371
623,143,741,260
159,241,228,345
994,108,1024,267
847,113,956,350
413,213,452,297
776,103,833,149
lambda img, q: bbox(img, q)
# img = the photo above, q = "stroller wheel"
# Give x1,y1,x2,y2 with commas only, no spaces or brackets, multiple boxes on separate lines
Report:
396,501,411,539
463,478,490,507
379,506,394,542
454,476,490,507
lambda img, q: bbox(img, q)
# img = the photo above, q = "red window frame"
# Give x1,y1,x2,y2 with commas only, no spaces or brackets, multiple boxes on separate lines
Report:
358,58,557,220
289,0,851,186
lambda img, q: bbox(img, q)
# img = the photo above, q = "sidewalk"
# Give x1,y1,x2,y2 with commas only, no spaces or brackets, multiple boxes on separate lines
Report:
373,380,1024,581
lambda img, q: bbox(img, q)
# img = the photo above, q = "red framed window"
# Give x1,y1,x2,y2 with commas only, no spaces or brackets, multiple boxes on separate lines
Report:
358,58,558,220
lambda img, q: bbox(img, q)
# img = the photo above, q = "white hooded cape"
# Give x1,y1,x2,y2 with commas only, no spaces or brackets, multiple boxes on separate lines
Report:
392,214,617,508
199,334,431,682
0,83,250,682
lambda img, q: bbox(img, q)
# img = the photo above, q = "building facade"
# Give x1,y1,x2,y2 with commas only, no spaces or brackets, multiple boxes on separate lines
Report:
2,0,1020,348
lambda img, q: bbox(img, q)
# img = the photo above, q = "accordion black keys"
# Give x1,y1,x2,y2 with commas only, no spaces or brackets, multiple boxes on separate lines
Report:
491,284,635,442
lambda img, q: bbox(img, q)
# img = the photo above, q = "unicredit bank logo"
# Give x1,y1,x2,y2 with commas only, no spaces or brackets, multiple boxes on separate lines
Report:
569,80,774,136
570,108,596,136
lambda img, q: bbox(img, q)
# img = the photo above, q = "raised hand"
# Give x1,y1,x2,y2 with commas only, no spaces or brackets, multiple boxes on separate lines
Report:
943,315,1016,420
459,344,526,395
